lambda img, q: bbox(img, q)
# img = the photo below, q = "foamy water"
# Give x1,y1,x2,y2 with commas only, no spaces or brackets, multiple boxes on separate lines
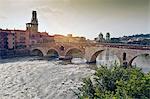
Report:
0,57,95,99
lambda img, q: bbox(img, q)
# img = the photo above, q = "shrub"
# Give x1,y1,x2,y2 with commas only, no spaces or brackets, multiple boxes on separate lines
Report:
76,65,150,99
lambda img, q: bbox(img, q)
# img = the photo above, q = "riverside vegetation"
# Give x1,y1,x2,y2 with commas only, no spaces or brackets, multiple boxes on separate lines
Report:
75,65,150,99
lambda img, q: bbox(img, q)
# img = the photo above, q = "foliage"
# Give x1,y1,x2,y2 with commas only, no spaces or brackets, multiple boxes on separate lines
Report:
76,65,150,99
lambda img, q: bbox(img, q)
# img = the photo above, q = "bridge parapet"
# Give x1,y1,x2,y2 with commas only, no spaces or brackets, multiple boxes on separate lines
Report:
94,43,150,50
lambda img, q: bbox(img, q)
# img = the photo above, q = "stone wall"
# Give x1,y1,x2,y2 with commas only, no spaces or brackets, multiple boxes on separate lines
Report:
0,49,30,59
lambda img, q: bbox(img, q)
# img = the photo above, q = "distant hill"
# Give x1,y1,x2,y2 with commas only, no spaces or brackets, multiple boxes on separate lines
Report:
126,34,150,39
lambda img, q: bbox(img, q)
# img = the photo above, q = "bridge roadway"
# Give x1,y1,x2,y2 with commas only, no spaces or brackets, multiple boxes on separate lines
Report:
31,42,150,66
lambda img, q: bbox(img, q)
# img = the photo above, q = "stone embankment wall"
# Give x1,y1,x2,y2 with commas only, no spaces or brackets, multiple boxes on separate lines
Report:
0,49,30,59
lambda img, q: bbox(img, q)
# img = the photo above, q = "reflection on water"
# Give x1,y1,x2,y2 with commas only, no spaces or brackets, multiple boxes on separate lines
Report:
96,50,120,68
132,55,150,73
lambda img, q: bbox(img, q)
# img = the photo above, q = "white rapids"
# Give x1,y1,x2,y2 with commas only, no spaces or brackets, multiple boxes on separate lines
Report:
0,57,95,99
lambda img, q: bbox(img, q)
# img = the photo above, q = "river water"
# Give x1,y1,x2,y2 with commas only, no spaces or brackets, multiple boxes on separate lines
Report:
0,55,149,99
0,57,95,99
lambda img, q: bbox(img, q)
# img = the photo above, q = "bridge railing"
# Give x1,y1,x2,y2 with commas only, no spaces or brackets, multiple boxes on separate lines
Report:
93,43,150,50
30,42,91,48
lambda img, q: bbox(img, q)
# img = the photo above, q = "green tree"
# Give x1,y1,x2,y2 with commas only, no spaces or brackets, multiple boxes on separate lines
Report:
76,65,150,99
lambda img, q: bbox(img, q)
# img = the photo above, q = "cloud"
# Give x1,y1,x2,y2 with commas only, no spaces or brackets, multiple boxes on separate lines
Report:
0,15,7,20
0,0,149,38
37,6,62,16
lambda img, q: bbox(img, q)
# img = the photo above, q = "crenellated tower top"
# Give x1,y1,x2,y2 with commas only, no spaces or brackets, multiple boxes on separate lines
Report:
26,11,38,33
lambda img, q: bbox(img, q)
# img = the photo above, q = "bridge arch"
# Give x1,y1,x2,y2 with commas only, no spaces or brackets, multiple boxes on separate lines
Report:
128,53,150,66
65,48,84,58
31,49,44,56
90,49,121,65
90,50,104,63
47,49,59,58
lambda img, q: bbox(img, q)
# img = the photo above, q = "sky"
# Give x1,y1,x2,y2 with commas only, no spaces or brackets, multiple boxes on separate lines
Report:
0,0,149,39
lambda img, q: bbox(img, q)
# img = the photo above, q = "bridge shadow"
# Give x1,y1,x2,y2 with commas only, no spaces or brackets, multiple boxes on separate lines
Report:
47,50,59,61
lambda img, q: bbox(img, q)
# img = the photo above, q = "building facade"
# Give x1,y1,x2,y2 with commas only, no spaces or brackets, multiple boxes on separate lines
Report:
0,11,87,58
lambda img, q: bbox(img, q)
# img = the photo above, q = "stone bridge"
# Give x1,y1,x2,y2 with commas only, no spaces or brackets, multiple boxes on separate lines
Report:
85,45,150,66
30,43,150,66
30,42,86,59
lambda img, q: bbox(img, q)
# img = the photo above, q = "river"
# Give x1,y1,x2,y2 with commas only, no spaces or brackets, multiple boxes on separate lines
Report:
0,55,149,99
0,57,95,99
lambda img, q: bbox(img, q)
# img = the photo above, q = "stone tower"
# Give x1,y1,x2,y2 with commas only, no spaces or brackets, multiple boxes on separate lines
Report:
106,32,110,41
31,11,38,33
26,11,38,33
99,32,103,39
98,32,104,42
